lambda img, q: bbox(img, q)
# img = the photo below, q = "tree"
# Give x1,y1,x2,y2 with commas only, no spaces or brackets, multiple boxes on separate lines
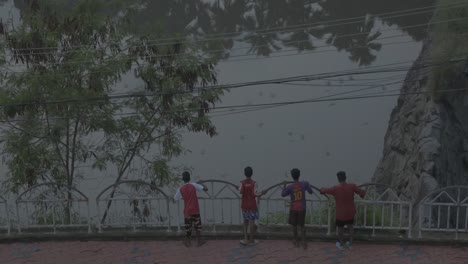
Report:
0,0,222,205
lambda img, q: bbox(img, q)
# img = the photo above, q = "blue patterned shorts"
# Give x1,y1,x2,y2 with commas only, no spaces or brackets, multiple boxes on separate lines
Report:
242,210,259,221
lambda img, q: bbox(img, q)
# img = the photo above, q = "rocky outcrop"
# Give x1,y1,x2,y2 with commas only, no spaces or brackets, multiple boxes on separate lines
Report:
372,39,468,205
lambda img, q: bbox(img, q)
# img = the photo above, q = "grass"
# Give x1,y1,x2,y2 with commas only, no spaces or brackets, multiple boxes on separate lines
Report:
429,0,468,99
259,191,409,229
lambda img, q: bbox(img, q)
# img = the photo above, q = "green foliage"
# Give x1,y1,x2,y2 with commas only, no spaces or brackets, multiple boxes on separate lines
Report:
429,0,468,99
0,0,222,192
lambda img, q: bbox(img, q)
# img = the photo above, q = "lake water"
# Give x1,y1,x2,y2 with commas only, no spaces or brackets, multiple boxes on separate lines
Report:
0,0,436,201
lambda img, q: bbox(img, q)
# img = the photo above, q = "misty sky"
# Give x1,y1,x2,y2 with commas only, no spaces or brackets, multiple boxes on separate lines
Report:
0,0,424,199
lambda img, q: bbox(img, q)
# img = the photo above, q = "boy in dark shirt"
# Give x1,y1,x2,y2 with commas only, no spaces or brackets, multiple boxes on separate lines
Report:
281,168,313,249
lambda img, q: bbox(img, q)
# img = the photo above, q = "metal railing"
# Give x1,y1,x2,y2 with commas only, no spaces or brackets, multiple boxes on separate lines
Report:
7,181,468,240
15,183,90,233
96,180,171,232
418,186,468,239
185,180,242,233
355,184,412,238
260,182,332,235
0,195,10,234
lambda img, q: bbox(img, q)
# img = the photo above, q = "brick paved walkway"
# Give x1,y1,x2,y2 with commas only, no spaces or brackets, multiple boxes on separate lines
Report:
0,239,466,264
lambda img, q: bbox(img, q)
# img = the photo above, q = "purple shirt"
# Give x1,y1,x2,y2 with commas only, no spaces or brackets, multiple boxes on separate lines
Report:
281,181,313,211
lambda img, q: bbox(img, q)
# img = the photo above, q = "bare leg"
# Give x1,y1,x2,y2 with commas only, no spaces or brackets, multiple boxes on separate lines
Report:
292,226,299,247
196,230,205,246
243,220,249,243
184,219,192,247
348,225,354,245
249,220,255,244
337,226,344,245
301,226,307,249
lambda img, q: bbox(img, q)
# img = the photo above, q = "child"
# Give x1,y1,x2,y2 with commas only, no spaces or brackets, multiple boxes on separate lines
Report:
320,171,365,250
239,166,264,245
174,171,208,247
281,168,313,249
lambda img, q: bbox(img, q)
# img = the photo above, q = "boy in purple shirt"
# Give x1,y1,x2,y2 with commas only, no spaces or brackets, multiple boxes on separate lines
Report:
281,168,313,249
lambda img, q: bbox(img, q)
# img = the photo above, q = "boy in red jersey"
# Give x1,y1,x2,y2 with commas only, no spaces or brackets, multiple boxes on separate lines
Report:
281,168,313,249
174,171,208,247
320,171,365,250
239,166,264,245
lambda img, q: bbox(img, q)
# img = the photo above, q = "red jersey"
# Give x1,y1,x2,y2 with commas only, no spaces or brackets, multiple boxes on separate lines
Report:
320,182,365,221
240,179,258,211
175,183,204,218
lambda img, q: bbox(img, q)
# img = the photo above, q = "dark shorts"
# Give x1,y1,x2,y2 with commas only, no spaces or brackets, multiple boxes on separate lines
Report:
289,210,306,226
185,214,202,232
336,218,354,227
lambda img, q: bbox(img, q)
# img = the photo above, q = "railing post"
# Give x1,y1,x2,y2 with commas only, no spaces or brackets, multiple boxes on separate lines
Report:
52,205,56,234
456,188,460,240
16,202,21,234
177,201,181,233
408,203,412,239
96,199,102,233
211,182,216,233
327,202,331,236
418,204,422,239
86,200,91,234
5,202,10,235
166,199,171,232
372,204,376,237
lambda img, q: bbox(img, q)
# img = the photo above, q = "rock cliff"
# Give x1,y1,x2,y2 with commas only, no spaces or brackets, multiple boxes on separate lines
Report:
372,39,468,204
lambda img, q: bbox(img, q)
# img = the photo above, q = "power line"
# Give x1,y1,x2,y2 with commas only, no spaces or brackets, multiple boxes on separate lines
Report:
2,12,464,76
5,0,466,53
1,36,417,73
2,83,465,123
0,58,462,110
3,13,466,65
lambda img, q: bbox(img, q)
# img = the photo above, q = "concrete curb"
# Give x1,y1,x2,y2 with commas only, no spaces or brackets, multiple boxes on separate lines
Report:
0,231,467,247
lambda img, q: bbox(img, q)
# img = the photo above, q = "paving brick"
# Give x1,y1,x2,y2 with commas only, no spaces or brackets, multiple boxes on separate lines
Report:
1,240,468,263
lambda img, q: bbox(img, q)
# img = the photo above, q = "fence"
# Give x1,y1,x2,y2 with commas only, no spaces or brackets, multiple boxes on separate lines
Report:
96,180,171,232
3,180,468,240
0,195,10,234
355,184,412,238
15,183,90,233
418,186,468,239
260,182,331,235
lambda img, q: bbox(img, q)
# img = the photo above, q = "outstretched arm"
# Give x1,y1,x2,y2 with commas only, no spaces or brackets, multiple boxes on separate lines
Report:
353,184,366,198
173,189,182,203
320,186,337,196
255,182,265,197
194,182,208,192
305,182,313,194
281,181,291,197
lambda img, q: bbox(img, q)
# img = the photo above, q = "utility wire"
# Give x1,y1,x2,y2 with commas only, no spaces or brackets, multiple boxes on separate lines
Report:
5,0,466,52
